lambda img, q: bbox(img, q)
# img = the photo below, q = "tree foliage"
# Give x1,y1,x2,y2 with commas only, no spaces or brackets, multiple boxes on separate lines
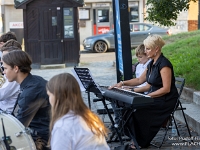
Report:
145,0,197,26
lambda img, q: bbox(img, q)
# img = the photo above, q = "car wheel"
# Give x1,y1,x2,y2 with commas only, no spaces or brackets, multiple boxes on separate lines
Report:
94,41,108,53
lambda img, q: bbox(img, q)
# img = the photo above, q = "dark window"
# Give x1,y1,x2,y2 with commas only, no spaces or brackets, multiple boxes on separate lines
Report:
63,8,74,38
52,16,57,26
129,2,139,22
93,9,96,24
97,9,109,23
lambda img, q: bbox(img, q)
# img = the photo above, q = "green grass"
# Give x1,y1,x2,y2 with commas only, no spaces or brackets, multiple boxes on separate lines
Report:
131,30,200,90
162,30,200,90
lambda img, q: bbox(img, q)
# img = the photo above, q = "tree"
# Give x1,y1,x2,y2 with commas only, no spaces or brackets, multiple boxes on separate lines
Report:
145,0,197,26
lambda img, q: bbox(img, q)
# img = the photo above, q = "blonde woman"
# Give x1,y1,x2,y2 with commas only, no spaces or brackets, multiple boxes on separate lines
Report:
110,34,179,148
46,73,110,150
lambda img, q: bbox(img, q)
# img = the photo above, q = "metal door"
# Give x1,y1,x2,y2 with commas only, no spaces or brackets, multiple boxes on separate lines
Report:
40,7,63,64
93,8,111,35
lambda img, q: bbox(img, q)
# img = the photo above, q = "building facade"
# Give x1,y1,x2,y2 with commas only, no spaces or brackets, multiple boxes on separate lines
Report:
0,0,199,49
170,1,198,33
0,0,23,44
0,0,23,31
79,0,145,44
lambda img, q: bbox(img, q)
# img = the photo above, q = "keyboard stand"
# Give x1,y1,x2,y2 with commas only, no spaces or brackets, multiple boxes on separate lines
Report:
100,97,124,145
121,108,140,150
97,96,141,149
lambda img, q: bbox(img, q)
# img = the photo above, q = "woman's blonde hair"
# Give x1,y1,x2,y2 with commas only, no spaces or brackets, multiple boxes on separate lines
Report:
143,34,165,49
46,73,108,144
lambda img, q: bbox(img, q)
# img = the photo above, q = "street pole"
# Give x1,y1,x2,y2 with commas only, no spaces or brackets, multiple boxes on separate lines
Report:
112,0,133,82
112,0,122,82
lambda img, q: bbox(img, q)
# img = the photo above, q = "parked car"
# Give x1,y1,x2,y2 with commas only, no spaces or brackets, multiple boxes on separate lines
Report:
83,23,172,53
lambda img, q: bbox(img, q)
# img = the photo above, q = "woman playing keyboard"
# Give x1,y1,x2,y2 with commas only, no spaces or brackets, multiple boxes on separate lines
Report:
110,34,179,148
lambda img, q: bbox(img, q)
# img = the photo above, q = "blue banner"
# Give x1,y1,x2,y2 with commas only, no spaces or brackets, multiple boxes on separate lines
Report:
115,0,123,74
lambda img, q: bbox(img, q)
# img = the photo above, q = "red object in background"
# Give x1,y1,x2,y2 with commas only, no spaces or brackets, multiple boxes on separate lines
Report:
93,25,110,35
98,27,110,34
93,24,97,35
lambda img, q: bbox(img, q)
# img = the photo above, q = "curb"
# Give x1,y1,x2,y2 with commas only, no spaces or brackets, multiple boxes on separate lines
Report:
175,87,200,135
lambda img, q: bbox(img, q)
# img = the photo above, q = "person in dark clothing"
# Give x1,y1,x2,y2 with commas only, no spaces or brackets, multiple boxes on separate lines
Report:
0,31,17,49
110,34,179,148
2,50,50,150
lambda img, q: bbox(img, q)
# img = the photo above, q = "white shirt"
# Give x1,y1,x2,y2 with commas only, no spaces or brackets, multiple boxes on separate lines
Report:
0,76,20,113
135,59,151,88
51,111,110,150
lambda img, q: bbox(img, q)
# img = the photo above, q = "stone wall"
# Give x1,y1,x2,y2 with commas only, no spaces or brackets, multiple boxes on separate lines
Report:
187,1,198,31
181,87,196,103
170,20,188,34
188,20,198,31
169,11,188,34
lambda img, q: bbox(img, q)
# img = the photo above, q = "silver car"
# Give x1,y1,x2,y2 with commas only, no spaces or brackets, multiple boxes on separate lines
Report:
83,23,171,53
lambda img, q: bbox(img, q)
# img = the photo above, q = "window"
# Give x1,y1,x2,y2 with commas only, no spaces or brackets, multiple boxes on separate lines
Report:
129,2,139,22
97,9,109,23
79,8,90,20
52,17,57,26
131,24,151,32
63,8,74,38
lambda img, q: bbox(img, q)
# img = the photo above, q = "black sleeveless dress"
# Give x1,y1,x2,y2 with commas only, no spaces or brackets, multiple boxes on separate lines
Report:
129,53,179,148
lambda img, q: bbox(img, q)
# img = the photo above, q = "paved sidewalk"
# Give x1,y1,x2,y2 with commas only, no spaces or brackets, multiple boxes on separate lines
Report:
31,60,200,150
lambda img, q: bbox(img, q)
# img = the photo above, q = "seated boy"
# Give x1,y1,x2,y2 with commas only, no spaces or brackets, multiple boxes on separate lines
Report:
134,44,151,88
0,34,21,113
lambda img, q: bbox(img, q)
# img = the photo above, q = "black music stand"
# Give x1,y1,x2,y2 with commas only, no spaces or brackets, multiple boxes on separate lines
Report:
73,68,125,145
73,67,101,109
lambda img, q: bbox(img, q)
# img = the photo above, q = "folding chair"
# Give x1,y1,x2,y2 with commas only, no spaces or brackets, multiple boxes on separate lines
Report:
152,77,192,148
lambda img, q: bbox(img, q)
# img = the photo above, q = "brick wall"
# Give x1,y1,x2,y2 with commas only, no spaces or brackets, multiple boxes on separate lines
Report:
188,20,198,31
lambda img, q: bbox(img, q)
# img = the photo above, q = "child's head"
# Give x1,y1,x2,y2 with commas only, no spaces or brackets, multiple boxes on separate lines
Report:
0,31,17,43
2,50,32,82
46,73,84,111
47,73,108,143
1,39,22,51
0,31,17,49
135,44,149,64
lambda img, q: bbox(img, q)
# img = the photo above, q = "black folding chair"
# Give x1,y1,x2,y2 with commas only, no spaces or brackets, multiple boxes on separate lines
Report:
152,77,192,148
